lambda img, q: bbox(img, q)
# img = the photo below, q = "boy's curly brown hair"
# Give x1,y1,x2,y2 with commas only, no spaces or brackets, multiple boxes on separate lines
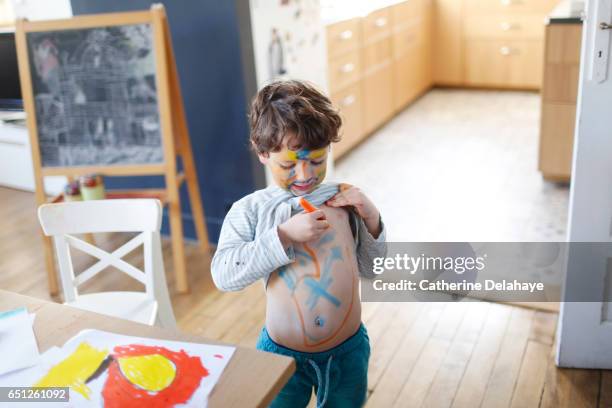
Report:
249,80,342,155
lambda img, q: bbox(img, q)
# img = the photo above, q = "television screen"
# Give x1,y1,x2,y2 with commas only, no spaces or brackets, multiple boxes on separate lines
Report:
0,31,23,110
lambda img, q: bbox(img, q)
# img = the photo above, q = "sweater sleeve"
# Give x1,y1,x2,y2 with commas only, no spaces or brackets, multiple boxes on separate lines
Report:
356,215,388,279
211,200,295,291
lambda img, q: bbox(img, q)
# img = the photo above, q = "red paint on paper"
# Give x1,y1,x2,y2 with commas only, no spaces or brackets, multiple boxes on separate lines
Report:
102,344,208,408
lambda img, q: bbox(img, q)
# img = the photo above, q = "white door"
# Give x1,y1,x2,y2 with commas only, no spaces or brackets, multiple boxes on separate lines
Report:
556,0,612,369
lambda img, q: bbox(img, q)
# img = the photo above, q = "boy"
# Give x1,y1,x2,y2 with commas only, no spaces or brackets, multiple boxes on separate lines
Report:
211,80,386,407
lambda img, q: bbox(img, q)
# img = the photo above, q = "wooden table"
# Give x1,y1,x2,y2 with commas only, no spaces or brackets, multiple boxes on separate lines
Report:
0,290,295,407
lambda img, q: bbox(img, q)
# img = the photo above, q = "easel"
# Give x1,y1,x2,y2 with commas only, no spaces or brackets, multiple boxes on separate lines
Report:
15,4,210,295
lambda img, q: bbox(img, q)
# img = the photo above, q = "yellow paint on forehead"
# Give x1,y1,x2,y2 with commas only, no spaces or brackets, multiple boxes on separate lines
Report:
282,147,327,161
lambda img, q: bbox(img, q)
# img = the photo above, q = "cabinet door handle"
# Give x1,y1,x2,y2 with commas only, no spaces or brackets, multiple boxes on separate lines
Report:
375,17,388,27
341,95,356,106
339,30,353,40
500,0,524,5
499,46,518,56
500,22,519,31
341,63,355,73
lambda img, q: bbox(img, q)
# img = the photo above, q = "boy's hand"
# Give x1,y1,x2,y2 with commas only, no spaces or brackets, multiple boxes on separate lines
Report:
326,184,382,239
278,210,329,247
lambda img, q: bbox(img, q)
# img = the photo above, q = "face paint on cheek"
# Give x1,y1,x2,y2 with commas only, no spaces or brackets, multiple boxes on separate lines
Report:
270,146,329,192
315,167,326,183
286,167,297,187
270,163,297,190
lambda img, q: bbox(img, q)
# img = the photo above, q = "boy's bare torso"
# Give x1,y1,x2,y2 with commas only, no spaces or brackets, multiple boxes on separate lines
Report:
266,205,361,352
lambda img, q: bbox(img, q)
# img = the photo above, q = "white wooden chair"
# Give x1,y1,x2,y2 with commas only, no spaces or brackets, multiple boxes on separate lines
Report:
38,199,176,329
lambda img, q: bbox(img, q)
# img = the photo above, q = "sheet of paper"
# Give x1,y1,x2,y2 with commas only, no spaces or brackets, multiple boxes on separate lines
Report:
0,307,40,376
0,346,61,386
0,347,68,408
27,329,235,407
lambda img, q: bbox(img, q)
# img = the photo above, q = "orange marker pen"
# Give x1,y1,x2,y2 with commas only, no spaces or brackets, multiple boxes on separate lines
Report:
299,197,327,223
299,197,318,213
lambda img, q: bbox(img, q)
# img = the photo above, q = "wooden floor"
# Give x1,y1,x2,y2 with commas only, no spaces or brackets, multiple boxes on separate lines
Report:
0,186,609,408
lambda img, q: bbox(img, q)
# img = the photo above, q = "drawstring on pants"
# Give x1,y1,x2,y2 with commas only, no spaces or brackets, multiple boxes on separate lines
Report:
308,356,333,408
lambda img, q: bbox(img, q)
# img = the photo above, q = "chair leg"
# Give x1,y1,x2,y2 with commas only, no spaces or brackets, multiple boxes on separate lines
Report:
156,301,177,329
168,200,188,293
153,234,177,329
42,234,59,296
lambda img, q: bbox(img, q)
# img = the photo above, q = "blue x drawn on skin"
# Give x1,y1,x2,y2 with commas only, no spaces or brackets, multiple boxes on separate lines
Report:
304,275,340,309
279,231,345,311
304,246,344,310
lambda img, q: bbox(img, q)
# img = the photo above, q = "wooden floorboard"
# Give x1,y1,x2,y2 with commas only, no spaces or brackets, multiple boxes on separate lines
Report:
0,186,609,407
541,360,601,408
367,302,424,392
510,340,551,408
451,303,513,407
480,307,535,408
365,303,446,407
599,371,612,408
422,302,490,408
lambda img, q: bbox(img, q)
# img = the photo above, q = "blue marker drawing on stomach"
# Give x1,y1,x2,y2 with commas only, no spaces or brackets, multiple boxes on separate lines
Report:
277,230,353,347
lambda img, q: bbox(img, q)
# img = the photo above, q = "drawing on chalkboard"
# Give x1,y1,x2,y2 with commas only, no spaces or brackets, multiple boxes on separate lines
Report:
27,24,163,167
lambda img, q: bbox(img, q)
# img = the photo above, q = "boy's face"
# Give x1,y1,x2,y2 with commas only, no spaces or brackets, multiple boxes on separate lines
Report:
258,138,329,196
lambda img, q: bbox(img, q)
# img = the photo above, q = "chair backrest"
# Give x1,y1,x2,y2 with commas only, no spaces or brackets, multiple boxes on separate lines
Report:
38,199,164,303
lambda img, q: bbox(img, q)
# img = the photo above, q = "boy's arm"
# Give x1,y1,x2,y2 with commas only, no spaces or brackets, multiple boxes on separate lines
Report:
211,201,294,291
355,214,388,279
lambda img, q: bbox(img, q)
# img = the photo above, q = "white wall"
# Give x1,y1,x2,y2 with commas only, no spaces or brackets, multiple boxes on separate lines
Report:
9,0,72,20
249,0,328,92
0,0,71,195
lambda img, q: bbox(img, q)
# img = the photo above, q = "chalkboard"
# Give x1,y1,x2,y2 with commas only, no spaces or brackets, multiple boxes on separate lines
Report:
17,7,212,295
26,24,163,167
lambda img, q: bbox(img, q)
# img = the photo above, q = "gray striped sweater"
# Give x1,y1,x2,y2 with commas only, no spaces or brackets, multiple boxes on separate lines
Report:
211,183,387,292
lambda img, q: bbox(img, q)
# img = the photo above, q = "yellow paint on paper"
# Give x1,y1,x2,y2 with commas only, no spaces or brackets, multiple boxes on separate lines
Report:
34,342,108,399
117,354,176,392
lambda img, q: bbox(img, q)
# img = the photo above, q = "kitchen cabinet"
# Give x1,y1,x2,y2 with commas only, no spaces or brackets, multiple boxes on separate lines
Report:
326,0,433,159
462,0,556,88
327,17,364,159
433,0,464,84
362,8,395,134
392,0,432,111
432,0,556,88
465,39,544,88
331,83,363,158
538,22,582,181
326,0,561,159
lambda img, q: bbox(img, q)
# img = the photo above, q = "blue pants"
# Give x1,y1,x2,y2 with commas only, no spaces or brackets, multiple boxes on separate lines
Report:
256,324,371,408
